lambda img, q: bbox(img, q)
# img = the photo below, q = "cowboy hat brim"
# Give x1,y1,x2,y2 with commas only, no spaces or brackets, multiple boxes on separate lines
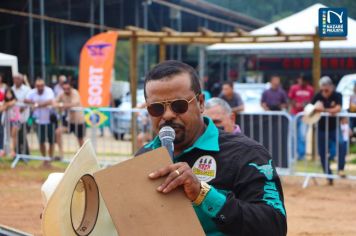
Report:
41,140,117,236
303,104,322,125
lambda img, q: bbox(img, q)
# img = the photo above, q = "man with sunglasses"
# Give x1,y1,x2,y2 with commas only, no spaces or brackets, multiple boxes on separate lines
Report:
136,60,286,236
312,76,343,185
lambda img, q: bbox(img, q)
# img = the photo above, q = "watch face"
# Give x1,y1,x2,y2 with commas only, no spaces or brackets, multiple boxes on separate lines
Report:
201,182,210,189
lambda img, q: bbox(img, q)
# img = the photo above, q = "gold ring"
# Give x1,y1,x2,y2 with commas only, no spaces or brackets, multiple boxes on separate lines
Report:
175,170,180,176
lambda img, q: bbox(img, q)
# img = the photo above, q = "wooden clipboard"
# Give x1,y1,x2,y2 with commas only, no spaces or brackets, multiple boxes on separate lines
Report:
94,147,205,236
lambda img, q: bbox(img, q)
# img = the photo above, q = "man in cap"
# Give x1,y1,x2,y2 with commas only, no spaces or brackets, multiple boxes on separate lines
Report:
136,60,287,235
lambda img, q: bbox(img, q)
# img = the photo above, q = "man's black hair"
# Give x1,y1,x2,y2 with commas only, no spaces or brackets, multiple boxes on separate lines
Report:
144,60,201,98
222,80,234,88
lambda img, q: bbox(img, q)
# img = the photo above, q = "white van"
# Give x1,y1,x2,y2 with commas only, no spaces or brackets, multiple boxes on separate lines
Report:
0,52,18,76
336,74,356,111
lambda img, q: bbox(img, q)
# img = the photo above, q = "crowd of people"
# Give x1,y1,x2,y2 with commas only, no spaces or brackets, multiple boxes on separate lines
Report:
0,70,355,177
204,74,354,185
0,73,85,167
259,74,352,184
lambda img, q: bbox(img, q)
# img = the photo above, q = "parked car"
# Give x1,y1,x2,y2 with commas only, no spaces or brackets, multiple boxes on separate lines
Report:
110,89,148,140
336,74,356,111
233,83,270,112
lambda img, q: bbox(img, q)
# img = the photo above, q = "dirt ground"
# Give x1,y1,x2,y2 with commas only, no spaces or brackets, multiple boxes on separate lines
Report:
0,166,356,236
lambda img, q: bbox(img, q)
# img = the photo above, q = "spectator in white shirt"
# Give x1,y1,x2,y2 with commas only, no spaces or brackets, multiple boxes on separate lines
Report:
12,74,31,108
25,79,55,165
54,75,66,97
12,74,31,155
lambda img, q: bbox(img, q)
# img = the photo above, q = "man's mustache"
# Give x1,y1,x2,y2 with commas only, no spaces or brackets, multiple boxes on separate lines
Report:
159,121,185,130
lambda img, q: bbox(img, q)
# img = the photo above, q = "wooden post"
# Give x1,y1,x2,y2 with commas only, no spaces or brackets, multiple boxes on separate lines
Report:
159,40,166,63
312,28,321,160
130,35,138,154
312,29,321,90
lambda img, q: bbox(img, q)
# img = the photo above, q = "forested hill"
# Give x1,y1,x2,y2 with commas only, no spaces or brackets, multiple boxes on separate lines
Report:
207,0,356,23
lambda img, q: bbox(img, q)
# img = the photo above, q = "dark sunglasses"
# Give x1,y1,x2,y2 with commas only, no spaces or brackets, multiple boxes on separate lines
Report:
146,94,200,117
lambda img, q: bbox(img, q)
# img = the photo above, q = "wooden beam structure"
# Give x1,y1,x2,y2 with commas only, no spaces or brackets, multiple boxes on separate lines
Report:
0,7,345,88
121,26,344,153
122,25,344,96
312,28,321,90
0,6,347,154
112,25,346,45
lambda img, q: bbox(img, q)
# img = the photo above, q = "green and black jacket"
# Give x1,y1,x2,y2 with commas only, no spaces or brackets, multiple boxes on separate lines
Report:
136,117,287,236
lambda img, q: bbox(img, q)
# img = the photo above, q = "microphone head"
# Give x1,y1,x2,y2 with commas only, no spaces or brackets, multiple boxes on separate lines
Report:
159,126,176,142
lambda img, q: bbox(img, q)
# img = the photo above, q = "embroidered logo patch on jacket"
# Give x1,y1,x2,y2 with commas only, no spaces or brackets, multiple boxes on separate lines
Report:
249,159,274,180
248,159,286,216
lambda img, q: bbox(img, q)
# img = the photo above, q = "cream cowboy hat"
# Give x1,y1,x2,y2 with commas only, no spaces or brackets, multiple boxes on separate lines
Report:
303,103,322,125
41,140,117,236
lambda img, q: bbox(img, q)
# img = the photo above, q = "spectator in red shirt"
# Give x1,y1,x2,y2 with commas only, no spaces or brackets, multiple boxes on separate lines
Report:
288,75,314,160
289,76,314,115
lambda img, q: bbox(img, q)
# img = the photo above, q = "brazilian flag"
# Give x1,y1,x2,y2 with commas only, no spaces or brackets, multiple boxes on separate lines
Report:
84,108,110,128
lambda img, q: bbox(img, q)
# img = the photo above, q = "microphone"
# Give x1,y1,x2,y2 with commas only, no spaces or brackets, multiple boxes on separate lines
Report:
159,126,175,160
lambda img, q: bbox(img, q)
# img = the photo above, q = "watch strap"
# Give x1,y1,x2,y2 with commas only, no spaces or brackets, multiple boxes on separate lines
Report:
193,181,211,206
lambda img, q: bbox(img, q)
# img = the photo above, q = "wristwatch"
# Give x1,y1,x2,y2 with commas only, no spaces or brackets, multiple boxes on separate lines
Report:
193,181,211,206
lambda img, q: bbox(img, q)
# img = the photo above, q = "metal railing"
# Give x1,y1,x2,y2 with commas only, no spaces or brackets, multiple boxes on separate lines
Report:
2,106,152,168
237,111,293,175
293,112,356,187
3,104,356,188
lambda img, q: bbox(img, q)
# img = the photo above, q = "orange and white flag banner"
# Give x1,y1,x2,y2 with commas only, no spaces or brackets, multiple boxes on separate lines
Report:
79,31,119,107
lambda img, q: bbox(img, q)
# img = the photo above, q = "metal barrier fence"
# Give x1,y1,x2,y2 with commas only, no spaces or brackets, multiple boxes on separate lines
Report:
3,104,356,187
293,112,356,187
1,106,152,168
237,111,293,175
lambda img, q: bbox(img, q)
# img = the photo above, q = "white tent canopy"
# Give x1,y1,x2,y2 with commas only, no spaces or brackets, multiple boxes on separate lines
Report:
207,3,356,55
0,52,18,75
